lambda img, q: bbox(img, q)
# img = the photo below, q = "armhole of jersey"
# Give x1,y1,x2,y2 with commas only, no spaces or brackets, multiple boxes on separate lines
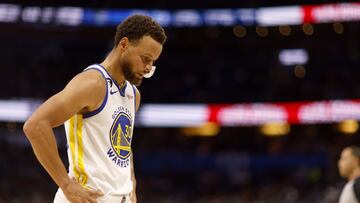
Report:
353,177,360,201
82,68,108,119
132,85,137,112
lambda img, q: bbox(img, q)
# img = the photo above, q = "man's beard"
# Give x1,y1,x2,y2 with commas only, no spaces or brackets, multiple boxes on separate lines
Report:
121,60,142,86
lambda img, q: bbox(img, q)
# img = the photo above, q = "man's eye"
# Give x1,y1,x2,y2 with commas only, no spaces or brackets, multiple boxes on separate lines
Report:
142,57,151,64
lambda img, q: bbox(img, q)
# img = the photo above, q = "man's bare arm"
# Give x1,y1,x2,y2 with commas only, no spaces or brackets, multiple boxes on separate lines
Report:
23,70,105,203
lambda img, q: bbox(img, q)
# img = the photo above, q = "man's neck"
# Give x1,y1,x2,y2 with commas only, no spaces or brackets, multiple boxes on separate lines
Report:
100,49,126,86
349,168,360,181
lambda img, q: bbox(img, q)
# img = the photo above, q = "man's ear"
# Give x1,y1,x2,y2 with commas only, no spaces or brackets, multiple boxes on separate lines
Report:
118,37,129,50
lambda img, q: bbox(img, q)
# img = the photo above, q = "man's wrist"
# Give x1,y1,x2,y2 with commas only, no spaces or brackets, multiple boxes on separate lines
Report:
59,177,72,191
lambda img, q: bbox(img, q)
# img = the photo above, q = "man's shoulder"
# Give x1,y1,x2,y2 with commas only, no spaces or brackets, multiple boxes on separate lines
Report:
74,69,106,88
63,68,107,101
80,67,105,79
64,69,107,114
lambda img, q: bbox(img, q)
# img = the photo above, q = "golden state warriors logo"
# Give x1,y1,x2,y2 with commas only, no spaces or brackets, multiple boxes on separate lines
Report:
107,110,133,168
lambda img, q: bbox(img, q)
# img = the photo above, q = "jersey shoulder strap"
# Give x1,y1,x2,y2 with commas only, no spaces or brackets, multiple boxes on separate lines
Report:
83,64,110,79
82,64,109,118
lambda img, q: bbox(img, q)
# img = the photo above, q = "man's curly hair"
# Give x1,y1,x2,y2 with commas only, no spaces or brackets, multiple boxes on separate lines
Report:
114,15,167,47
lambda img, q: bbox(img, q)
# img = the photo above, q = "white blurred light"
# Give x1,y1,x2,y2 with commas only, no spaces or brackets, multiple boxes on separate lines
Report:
41,7,55,23
174,10,202,27
298,101,360,124
312,3,360,23
279,49,309,66
22,6,41,23
257,6,303,26
203,9,236,26
0,4,20,23
150,10,171,26
138,104,209,127
236,9,255,25
56,7,84,26
0,100,41,122
217,104,288,126
93,10,108,25
4,99,360,127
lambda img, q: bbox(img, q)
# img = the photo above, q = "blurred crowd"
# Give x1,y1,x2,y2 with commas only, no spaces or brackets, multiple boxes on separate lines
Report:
0,125,359,202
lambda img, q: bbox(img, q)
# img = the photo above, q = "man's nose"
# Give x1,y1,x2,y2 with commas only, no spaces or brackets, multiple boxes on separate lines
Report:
145,64,151,73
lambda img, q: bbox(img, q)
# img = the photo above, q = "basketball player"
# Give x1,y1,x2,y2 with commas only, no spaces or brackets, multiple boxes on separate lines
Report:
338,146,360,203
23,15,166,203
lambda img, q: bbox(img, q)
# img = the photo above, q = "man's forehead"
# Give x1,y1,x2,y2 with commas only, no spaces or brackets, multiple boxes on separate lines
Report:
140,43,162,57
142,52,159,60
136,36,160,46
130,36,162,58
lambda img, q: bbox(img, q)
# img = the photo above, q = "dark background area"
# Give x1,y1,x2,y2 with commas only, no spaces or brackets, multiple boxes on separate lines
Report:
0,0,360,202
1,22,359,103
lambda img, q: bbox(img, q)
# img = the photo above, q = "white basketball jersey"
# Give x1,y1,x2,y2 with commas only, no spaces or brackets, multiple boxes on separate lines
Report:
339,180,358,203
57,64,137,199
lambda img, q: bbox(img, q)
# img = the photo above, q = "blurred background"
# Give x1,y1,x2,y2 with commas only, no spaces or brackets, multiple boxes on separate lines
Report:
1,0,360,202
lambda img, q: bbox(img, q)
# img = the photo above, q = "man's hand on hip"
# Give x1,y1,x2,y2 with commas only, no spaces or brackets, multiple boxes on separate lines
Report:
62,178,103,203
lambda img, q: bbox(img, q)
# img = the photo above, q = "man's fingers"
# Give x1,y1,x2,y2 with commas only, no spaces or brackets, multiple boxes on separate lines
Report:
82,195,97,203
88,189,104,198
85,197,97,203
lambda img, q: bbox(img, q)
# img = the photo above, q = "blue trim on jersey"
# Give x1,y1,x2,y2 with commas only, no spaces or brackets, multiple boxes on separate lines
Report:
97,64,127,97
82,67,109,119
132,85,137,112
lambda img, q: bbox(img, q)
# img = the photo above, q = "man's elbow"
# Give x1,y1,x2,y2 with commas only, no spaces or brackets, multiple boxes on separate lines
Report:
23,118,39,140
